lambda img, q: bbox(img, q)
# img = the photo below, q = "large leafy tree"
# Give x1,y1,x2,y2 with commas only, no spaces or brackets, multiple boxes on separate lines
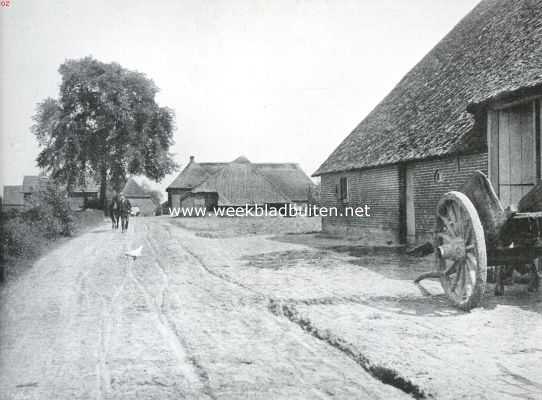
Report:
32,57,178,208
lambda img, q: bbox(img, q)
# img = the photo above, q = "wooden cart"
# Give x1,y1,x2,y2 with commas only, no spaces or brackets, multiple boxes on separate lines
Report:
413,171,542,310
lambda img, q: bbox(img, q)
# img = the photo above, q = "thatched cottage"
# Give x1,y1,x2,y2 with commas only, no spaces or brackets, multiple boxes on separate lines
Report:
314,0,542,245
167,156,314,210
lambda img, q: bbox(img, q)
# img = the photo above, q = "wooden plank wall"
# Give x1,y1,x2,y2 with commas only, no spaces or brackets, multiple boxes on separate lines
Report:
492,101,536,208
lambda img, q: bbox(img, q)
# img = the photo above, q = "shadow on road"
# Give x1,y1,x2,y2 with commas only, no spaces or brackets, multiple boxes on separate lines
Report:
271,232,542,316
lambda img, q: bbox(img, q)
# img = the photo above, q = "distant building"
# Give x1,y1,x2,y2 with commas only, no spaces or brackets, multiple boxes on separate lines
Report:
166,156,226,209
121,178,156,216
166,155,315,211
2,185,24,210
67,180,99,210
21,175,50,205
3,175,102,211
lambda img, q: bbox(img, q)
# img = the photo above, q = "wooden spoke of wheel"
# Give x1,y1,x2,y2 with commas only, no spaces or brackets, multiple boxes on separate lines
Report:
443,260,459,276
434,191,487,310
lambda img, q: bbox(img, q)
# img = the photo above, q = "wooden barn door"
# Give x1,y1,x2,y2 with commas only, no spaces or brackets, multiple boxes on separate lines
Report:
399,164,415,244
489,101,540,209
405,164,416,242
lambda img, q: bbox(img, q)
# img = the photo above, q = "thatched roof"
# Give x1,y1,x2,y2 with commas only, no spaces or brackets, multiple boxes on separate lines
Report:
167,161,226,189
168,156,315,201
233,155,250,163
314,0,542,176
3,185,24,206
191,157,291,206
254,163,315,202
122,178,150,198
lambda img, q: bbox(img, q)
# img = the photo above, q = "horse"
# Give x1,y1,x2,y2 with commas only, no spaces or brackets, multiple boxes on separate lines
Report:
110,197,120,230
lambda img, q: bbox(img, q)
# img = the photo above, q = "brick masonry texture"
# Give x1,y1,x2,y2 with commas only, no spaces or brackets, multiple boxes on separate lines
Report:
320,153,488,244
320,164,401,244
412,153,488,242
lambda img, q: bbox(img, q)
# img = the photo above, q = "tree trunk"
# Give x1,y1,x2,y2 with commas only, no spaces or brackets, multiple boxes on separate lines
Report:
99,166,107,216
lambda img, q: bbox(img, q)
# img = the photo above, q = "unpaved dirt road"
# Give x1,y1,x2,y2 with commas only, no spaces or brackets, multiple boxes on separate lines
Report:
166,218,542,400
0,218,410,400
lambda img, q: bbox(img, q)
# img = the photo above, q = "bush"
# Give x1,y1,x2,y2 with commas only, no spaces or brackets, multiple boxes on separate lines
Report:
31,185,75,237
85,197,103,210
1,184,76,259
2,216,47,257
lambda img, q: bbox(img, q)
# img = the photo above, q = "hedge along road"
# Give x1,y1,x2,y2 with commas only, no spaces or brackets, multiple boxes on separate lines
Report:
0,217,410,400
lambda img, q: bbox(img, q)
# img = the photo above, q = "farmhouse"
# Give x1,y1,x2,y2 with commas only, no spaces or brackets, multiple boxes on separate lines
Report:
314,0,542,245
167,155,314,210
122,178,156,216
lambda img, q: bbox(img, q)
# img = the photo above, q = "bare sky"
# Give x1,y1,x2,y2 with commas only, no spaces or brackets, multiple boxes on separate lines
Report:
0,0,480,193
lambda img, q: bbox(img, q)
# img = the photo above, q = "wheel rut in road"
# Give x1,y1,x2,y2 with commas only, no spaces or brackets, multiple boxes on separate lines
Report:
141,233,217,399
156,221,427,399
268,299,429,399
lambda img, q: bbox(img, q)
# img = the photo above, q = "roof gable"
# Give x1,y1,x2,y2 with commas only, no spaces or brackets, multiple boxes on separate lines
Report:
314,0,542,175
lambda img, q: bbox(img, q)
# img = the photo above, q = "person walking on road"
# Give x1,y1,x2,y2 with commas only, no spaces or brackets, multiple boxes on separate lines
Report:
118,193,132,233
109,194,120,230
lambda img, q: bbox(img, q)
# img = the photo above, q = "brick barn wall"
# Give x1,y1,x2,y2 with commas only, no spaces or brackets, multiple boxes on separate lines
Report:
319,152,488,245
320,165,401,244
412,153,488,242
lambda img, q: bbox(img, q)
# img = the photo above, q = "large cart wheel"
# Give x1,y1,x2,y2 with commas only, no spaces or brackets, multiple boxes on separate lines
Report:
434,191,487,310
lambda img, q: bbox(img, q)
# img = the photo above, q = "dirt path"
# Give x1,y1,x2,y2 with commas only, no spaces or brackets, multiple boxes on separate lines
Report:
169,220,542,400
0,218,409,399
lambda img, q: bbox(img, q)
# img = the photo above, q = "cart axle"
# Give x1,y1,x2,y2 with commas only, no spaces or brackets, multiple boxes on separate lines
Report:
437,237,466,261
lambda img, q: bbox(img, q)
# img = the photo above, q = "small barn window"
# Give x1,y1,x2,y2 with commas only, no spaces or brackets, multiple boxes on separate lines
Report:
434,169,444,183
339,177,348,201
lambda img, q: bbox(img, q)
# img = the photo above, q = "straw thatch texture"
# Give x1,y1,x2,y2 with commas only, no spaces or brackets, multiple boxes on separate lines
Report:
254,163,315,202
191,159,291,206
314,0,542,176
168,162,226,189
